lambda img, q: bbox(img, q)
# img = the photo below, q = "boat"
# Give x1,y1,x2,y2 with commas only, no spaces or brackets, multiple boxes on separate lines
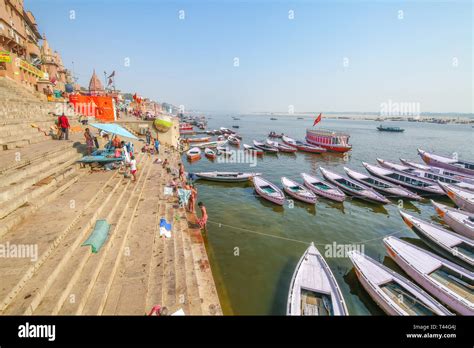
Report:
227,135,240,146
232,125,240,129
220,127,235,134
253,176,285,205
287,243,349,315
320,167,389,204
418,149,474,176
344,167,422,200
306,129,352,153
253,140,279,153
377,158,474,192
281,177,318,204
243,144,264,156
400,158,474,184
399,211,474,268
204,148,216,160
301,173,346,202
186,136,210,143
383,236,474,315
377,125,405,132
194,171,261,182
186,147,201,161
362,162,444,195
266,139,297,153
348,250,452,316
438,182,474,213
216,146,233,156
282,136,326,153
270,117,277,120
282,135,297,147
268,131,283,138
194,140,227,149
179,123,193,131
431,200,474,239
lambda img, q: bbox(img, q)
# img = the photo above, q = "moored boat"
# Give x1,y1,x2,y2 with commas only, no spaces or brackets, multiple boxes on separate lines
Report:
399,211,474,267
282,135,298,147
243,144,264,156
194,171,261,182
186,147,201,161
266,139,297,153
320,167,389,204
306,129,352,153
204,148,216,160
400,158,474,184
438,182,474,213
295,141,326,154
287,243,348,315
281,177,317,204
431,200,474,239
418,149,474,177
227,135,240,146
194,140,227,149
348,250,452,316
362,162,444,195
344,167,422,200
253,140,279,153
253,176,285,205
383,236,474,315
186,136,210,143
301,173,346,202
268,131,284,138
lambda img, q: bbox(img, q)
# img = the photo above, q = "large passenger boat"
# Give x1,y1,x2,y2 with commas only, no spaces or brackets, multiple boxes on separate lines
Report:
305,129,352,153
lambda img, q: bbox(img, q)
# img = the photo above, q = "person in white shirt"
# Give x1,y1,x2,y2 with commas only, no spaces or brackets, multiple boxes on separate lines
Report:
130,155,137,182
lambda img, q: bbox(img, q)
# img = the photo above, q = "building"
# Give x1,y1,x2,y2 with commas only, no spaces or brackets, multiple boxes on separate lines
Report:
39,34,70,93
88,69,104,96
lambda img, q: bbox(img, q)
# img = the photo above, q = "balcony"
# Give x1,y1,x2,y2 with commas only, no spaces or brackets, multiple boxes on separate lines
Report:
26,41,41,58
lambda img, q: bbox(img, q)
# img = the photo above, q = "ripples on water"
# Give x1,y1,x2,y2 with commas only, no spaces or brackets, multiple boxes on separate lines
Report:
182,115,474,315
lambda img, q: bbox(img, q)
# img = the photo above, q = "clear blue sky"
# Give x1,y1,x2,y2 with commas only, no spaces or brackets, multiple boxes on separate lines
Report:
27,0,472,113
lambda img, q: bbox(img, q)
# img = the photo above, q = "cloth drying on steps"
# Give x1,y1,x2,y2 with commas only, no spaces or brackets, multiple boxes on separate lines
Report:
159,218,172,238
177,188,191,207
82,219,110,253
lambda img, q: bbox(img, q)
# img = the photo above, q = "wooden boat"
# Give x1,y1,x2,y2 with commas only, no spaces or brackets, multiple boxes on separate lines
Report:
179,123,193,131
194,171,261,182
431,200,474,239
320,167,389,204
306,129,352,153
348,250,452,316
377,158,474,192
301,173,346,202
287,243,349,315
418,149,474,176
243,144,263,156
186,136,210,143
266,139,297,153
363,162,444,195
281,177,317,204
270,117,278,120
227,135,240,146
220,127,235,134
253,176,285,205
438,182,474,213
216,146,233,156
400,158,474,185
399,211,474,268
268,132,283,138
186,147,201,161
383,236,474,315
253,140,279,153
232,125,239,129
283,135,326,153
377,125,405,132
282,135,298,147
194,140,227,149
204,148,216,160
344,167,422,200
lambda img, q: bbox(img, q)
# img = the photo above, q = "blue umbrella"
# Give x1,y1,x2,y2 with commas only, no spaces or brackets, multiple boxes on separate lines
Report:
90,123,139,140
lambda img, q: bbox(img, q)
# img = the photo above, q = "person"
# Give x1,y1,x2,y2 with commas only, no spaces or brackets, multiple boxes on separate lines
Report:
112,135,121,148
162,158,169,168
58,113,70,140
145,129,151,145
178,163,185,182
121,141,131,164
154,137,160,154
197,202,208,230
130,155,137,182
188,184,198,213
84,128,94,155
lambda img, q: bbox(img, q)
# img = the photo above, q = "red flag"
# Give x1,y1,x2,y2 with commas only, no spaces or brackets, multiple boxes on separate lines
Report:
313,113,322,126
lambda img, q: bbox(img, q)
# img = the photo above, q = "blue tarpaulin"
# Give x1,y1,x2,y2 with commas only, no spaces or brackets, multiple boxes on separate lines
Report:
90,123,139,140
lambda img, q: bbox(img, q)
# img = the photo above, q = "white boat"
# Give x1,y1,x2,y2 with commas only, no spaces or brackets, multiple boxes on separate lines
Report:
194,140,227,149
204,148,216,159
287,243,348,315
400,158,474,185
301,173,346,202
344,167,422,200
348,250,452,315
186,147,201,161
253,176,285,205
266,139,297,153
227,135,240,146
194,171,261,182
281,177,317,204
438,182,474,213
282,135,298,147
418,149,474,177
383,236,474,315
363,162,444,195
243,144,263,156
399,211,474,267
320,167,390,204
253,140,279,153
431,200,474,239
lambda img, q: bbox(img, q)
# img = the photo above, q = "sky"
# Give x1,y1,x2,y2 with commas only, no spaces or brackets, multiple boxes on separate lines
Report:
26,0,473,113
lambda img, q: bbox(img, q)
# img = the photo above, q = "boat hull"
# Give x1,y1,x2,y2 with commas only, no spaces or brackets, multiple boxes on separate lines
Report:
301,174,346,202
419,149,474,176
439,183,474,213
431,200,474,239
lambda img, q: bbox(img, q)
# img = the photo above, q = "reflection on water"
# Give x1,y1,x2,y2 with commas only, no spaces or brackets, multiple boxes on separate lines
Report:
183,115,474,315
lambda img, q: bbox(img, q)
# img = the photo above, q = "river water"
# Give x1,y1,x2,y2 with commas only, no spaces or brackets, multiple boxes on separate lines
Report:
181,114,473,315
